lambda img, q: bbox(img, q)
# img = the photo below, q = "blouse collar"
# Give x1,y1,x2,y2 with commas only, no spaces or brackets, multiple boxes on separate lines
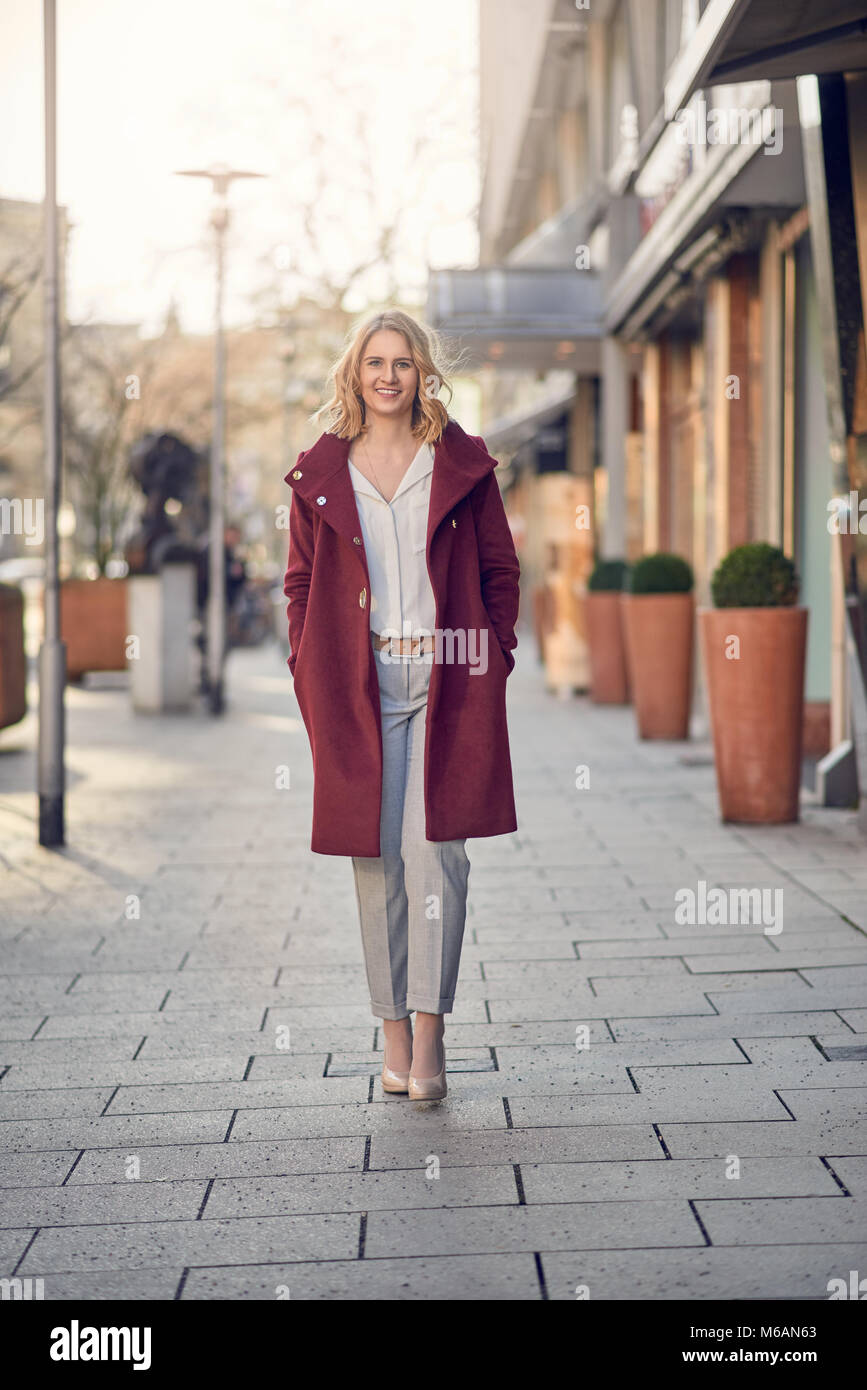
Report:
348,441,433,504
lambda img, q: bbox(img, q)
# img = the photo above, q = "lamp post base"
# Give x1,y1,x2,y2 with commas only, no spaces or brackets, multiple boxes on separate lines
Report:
207,678,225,715
39,794,64,848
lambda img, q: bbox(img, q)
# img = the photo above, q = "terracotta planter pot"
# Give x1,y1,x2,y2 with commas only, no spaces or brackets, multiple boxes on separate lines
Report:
59,578,128,680
0,583,27,730
621,592,694,739
586,591,630,704
803,701,830,758
699,606,807,823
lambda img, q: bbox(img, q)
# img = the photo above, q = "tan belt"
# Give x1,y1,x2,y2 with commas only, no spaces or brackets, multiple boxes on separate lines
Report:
372,632,434,655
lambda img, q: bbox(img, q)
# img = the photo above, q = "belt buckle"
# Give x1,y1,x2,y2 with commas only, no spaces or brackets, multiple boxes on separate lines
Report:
383,634,424,658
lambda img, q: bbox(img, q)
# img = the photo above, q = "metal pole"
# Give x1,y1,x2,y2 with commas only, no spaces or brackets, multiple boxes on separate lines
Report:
207,200,227,714
37,0,65,846
174,164,263,713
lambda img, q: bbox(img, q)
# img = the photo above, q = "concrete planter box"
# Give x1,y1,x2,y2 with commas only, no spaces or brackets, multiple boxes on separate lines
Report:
621,592,694,739
699,606,808,823
128,564,196,712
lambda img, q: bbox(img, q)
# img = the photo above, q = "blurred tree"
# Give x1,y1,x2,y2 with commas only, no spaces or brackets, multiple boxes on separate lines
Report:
61,322,157,575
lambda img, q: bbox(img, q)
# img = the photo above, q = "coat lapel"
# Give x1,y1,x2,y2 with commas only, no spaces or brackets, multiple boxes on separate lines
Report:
284,433,368,580
428,420,497,539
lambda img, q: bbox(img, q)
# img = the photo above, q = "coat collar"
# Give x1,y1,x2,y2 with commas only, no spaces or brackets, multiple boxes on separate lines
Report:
283,419,497,559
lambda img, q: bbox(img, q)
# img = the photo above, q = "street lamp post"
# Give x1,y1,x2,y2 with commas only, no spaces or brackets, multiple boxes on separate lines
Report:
174,164,264,714
37,0,66,846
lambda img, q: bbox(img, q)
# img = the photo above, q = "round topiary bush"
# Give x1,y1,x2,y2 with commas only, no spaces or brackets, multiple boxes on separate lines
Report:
628,552,694,595
588,558,630,592
710,543,799,608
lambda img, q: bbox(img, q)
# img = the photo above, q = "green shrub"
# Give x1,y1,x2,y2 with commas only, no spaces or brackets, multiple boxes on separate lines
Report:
628,552,694,595
588,558,630,592
711,543,799,608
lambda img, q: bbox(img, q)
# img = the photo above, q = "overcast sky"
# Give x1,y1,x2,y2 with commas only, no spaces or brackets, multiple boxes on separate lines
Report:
0,0,479,335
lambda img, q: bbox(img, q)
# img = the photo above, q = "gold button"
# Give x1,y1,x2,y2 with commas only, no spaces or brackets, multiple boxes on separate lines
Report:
452,518,457,528
353,536,362,545
292,469,302,479
359,588,367,609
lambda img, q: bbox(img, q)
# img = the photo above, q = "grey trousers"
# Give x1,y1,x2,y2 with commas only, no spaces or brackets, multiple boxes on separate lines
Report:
351,643,470,1019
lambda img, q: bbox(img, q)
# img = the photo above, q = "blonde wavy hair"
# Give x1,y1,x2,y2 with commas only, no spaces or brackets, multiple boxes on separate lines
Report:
316,309,462,443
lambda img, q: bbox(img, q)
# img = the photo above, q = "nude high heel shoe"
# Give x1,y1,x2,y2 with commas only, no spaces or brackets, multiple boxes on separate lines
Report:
381,1060,410,1094
381,1025,411,1094
408,1041,447,1101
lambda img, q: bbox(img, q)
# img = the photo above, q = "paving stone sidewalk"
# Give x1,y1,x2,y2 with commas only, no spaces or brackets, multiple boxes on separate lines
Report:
1,636,866,1301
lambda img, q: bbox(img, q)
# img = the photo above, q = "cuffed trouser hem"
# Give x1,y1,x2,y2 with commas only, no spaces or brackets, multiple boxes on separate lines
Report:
369,997,455,1018
406,995,454,1015
371,1000,411,1021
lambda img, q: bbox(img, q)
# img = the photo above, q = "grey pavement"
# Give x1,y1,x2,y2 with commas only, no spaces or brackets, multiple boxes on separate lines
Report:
1,635,866,1301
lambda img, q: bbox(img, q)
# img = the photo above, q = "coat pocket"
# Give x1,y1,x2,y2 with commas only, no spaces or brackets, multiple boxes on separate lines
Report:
493,631,510,675
290,627,307,680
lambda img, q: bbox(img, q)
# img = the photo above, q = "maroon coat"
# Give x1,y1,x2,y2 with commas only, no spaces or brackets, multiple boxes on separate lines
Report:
282,418,520,856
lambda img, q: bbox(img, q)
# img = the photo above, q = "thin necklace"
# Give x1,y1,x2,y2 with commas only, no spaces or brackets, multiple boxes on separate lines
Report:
360,437,386,500
360,435,417,502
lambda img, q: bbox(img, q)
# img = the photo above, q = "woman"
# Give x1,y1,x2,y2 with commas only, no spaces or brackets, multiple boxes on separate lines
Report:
282,309,519,1101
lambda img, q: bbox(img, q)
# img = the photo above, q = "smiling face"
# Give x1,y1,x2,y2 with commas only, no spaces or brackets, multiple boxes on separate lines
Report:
357,329,419,426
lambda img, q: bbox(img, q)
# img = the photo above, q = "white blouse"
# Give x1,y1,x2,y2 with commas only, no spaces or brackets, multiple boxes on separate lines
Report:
347,441,437,639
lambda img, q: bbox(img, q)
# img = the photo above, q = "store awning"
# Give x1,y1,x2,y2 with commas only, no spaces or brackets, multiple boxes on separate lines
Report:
666,0,867,120
426,266,602,373
481,387,576,455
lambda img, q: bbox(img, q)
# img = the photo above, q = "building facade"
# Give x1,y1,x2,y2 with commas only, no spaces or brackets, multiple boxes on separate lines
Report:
429,0,867,802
